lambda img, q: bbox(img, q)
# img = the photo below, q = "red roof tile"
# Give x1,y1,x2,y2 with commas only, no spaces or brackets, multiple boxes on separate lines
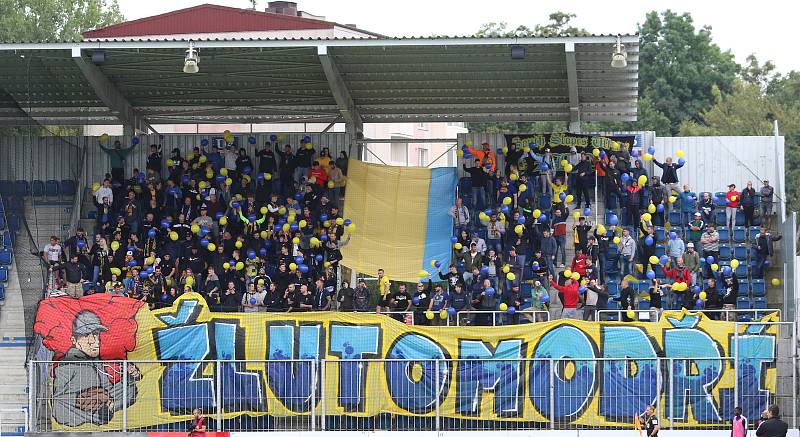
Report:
83,4,338,38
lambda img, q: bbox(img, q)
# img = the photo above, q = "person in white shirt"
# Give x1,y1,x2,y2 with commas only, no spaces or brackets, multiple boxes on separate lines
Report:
42,236,63,265
448,198,470,231
94,179,113,206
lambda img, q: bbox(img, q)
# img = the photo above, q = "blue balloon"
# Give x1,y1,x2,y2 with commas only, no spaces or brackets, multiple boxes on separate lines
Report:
447,307,457,316
263,239,271,248
723,266,732,276
270,134,278,142
529,141,536,148
485,287,495,297
161,293,169,302
559,192,566,201
609,214,619,225
507,307,516,314
303,135,312,143
294,256,304,264
320,214,329,222
646,269,656,280
161,219,170,229
539,213,547,222
480,266,489,275
631,149,639,157
215,175,226,182
256,173,264,181
647,146,655,155
678,158,686,166
540,162,549,171
128,260,137,267
248,250,256,259
451,236,458,244
248,214,257,222
599,150,606,158
343,219,352,226
540,294,550,303
621,173,630,182
214,212,224,220
199,226,210,236
200,238,209,247
518,216,526,224
434,261,442,268
181,175,190,185
578,286,586,294
259,248,268,257
132,137,140,145
693,286,701,293
248,136,256,145
660,255,669,265
315,254,323,262
657,204,665,213
645,236,654,246
231,201,240,209
200,139,209,147
77,240,87,249
412,296,420,305
320,233,328,241
128,245,136,253
706,256,715,265
244,166,252,175
101,214,108,223
484,209,493,216
501,205,510,214
299,264,309,273
669,232,677,240
583,207,591,216
532,262,540,269
763,260,771,268
496,148,504,155
250,297,257,305
139,271,148,279
294,192,304,201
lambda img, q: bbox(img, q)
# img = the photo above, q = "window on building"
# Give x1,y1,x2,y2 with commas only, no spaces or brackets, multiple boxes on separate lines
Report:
417,148,428,166
390,138,408,163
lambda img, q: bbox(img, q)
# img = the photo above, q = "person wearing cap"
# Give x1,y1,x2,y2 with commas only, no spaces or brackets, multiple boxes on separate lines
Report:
51,310,140,426
682,242,701,286
760,180,775,229
725,184,740,229
687,212,705,246
466,141,497,173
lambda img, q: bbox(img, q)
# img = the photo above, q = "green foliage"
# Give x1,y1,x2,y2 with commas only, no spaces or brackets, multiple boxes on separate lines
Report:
474,12,589,38
0,0,124,42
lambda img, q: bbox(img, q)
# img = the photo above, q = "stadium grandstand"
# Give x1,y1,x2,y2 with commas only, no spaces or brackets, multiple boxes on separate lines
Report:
0,2,795,437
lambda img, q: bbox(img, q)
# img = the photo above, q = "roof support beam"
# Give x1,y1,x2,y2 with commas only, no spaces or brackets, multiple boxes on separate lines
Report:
317,45,362,143
565,42,581,132
71,47,152,133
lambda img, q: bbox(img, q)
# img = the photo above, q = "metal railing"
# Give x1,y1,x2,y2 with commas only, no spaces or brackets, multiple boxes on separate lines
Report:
29,352,797,432
596,308,782,322
0,408,28,436
326,310,550,326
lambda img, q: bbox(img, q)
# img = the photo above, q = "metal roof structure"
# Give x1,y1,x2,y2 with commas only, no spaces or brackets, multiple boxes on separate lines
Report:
0,35,639,133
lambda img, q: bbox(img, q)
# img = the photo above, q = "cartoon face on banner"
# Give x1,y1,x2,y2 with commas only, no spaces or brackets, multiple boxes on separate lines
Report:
33,293,779,431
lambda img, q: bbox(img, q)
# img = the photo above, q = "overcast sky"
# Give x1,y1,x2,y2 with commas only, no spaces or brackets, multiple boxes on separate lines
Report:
118,0,798,73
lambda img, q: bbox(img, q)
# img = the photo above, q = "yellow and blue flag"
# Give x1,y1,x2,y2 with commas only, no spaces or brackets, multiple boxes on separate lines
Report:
341,160,457,282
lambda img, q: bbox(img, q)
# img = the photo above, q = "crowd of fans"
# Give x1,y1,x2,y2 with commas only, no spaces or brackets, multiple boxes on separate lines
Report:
449,140,782,321
42,135,782,325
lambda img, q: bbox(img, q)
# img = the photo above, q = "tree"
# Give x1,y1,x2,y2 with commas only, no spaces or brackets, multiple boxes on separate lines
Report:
638,10,740,134
0,0,124,42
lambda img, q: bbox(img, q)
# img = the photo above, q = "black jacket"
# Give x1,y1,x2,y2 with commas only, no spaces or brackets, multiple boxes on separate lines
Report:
755,416,788,437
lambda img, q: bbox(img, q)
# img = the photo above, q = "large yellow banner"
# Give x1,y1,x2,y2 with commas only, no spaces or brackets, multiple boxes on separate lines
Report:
33,293,779,430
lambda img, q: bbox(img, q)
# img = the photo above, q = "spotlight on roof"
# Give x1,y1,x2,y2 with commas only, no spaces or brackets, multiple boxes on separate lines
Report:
183,41,199,74
510,45,526,60
610,35,627,69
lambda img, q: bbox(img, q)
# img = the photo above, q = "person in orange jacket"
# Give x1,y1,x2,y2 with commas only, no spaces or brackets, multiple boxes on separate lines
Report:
467,142,497,173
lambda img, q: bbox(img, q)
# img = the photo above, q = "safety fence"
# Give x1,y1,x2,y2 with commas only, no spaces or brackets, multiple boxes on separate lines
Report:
359,310,551,326
28,352,797,432
596,308,782,322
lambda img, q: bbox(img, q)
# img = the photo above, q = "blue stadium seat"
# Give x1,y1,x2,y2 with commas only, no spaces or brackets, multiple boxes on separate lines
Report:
0,180,12,197
737,314,753,322
733,244,748,261
739,280,750,294
753,297,767,310
732,226,746,243
717,227,730,241
734,263,748,278
668,211,682,226
0,266,7,282
539,194,552,211
655,244,666,257
0,216,5,230
45,180,59,197
6,213,19,232
638,298,650,310
607,282,619,297
748,226,760,240
60,180,76,197
719,244,731,260
8,196,23,213
2,231,12,246
654,226,665,241
735,211,745,226
520,282,532,299
671,226,684,237
736,296,751,310
607,245,618,258
13,180,29,197
0,284,4,301
606,300,620,310
0,248,12,265
31,180,44,197
751,279,766,297
715,210,726,226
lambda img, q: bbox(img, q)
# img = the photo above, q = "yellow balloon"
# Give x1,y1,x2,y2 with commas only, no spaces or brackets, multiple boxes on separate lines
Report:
336,217,344,226
592,148,600,157
91,182,101,192
185,276,194,287
220,168,228,176
499,303,508,311
514,224,524,235
323,261,331,267
563,163,573,173
225,178,233,186
310,237,320,247
502,197,512,205
465,139,473,146
166,159,175,167
523,146,531,153
199,155,207,163
299,219,307,228
454,242,463,250
235,241,243,249
519,184,527,192
613,237,621,244
235,262,244,271
626,309,636,319
347,223,356,232
289,263,297,271
675,149,685,158
641,213,652,222
260,230,268,239
99,133,109,142
169,231,178,241
571,272,580,281
286,214,295,224
222,263,230,270
292,237,300,245
220,216,228,226
501,146,509,154
597,224,606,235
699,291,707,300
425,311,434,320
560,159,569,167
643,153,653,161
110,267,121,276
509,173,519,181
110,241,120,251
648,203,656,214
649,256,659,265
278,207,286,215
772,278,781,286
565,194,574,203
564,269,572,277
282,223,290,232
190,224,200,234
418,270,429,278
638,175,648,186
264,173,272,181
502,265,510,274
260,206,268,215
207,243,216,251
479,212,489,221
305,143,313,150
327,180,335,189
730,259,740,269
573,211,580,219
668,196,677,203
430,259,438,267
506,272,516,281
206,171,214,180
457,150,464,158
711,263,719,271
439,309,448,319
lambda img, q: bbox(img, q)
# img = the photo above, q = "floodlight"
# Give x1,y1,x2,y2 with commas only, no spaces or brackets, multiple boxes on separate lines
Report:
183,42,199,74
611,35,627,68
